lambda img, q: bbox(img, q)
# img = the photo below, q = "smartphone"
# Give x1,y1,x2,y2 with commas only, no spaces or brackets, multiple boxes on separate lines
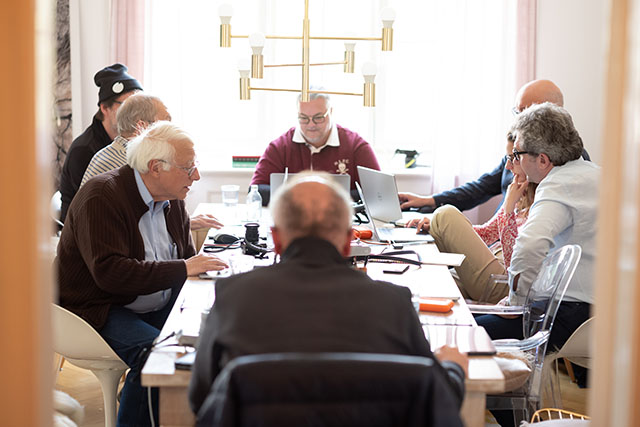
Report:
174,352,196,370
383,265,410,275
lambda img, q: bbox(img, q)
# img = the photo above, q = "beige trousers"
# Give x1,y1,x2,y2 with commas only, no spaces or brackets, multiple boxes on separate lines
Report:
429,205,508,303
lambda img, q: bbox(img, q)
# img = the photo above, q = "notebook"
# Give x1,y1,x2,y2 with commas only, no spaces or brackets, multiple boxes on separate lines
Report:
270,172,350,201
355,181,434,243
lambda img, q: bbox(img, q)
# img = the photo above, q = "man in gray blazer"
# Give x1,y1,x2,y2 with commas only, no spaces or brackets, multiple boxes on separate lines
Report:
189,172,468,416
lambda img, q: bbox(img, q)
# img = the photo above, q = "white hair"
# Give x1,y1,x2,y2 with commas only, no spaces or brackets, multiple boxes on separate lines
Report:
116,93,166,137
297,86,331,109
126,121,192,173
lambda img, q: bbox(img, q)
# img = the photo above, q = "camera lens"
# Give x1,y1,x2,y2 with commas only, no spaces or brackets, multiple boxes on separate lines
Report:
244,223,260,244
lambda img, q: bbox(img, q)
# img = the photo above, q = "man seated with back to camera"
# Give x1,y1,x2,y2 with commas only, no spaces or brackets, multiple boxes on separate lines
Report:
189,172,469,420
398,79,590,214
250,90,381,205
57,122,228,427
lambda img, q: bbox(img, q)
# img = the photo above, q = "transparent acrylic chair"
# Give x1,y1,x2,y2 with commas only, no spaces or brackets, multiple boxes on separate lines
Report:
468,244,582,425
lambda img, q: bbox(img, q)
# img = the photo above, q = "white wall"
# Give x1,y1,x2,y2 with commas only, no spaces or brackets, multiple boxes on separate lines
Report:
536,0,610,163
69,0,111,137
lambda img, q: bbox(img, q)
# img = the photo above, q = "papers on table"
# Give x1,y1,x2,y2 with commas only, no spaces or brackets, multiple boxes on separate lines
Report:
425,325,497,355
418,252,465,267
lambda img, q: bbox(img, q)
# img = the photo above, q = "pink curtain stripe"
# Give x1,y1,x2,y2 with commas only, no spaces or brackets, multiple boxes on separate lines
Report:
110,0,145,86
516,0,537,90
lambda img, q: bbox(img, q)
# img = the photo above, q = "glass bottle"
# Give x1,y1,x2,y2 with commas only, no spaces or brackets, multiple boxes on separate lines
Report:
246,185,262,222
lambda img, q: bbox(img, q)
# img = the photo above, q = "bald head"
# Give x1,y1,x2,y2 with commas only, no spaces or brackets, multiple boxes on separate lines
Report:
270,173,353,254
514,80,564,113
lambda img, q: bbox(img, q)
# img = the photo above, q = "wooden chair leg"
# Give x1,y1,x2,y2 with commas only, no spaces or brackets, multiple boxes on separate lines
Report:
563,358,577,383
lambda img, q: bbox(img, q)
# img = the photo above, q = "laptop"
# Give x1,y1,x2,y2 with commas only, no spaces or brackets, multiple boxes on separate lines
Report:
270,172,351,201
357,166,408,223
355,181,434,243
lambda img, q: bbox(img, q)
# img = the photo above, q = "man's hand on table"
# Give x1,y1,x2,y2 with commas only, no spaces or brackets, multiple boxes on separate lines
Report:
435,345,469,377
190,213,224,230
405,216,431,234
398,192,435,210
185,253,229,276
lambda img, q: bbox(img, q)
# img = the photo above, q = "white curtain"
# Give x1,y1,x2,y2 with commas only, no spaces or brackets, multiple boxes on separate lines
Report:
110,0,146,85
144,0,518,194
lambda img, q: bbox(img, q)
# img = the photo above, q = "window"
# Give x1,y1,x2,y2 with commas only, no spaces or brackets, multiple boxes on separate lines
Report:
145,0,517,192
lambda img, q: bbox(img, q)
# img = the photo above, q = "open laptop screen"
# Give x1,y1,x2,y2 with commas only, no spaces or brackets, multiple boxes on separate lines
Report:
270,173,350,202
357,166,404,222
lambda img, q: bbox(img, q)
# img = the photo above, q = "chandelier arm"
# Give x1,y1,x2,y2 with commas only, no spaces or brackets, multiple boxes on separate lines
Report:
311,36,382,41
263,61,346,68
250,87,302,93
308,90,363,97
264,63,304,68
232,35,383,41
249,87,364,97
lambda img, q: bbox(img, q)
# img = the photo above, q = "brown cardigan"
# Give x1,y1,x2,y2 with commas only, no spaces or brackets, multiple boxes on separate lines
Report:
56,165,196,330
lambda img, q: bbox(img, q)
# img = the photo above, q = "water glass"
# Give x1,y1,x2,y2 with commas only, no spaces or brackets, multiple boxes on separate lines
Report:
221,184,240,207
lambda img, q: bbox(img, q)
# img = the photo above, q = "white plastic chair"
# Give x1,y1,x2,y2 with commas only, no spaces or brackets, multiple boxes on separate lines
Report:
546,317,593,406
52,304,128,427
51,191,63,227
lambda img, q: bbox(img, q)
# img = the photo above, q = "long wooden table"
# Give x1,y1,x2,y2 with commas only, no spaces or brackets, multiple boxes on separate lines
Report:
142,204,504,427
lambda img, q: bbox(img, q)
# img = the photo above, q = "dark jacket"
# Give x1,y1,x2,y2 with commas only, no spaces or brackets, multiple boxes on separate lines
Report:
56,165,196,329
59,114,112,222
431,148,591,212
189,237,465,414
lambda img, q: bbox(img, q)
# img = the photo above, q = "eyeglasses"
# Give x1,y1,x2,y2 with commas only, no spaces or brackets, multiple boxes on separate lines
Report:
504,154,515,164
158,159,200,177
512,150,530,162
298,109,330,125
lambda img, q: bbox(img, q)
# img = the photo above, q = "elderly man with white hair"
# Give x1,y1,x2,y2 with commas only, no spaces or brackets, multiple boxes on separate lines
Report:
56,121,227,427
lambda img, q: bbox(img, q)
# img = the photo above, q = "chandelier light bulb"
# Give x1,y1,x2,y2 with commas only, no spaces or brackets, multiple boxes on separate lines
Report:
218,3,234,24
237,58,251,77
380,7,396,28
361,61,377,83
249,32,266,55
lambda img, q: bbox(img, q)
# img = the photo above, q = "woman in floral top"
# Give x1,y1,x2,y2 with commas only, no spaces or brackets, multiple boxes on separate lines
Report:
407,133,537,303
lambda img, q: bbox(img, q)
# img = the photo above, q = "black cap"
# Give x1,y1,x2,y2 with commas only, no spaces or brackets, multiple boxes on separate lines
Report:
94,63,143,105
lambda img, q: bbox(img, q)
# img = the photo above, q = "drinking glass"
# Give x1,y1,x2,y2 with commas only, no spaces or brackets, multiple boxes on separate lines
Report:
221,185,240,207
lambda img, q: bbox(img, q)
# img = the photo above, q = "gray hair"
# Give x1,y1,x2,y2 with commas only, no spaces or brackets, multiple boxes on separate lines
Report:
127,121,192,173
271,171,353,243
116,94,166,137
512,102,583,166
297,87,331,109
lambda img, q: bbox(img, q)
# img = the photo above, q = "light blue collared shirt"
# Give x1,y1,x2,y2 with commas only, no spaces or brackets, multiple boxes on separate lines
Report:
125,170,177,313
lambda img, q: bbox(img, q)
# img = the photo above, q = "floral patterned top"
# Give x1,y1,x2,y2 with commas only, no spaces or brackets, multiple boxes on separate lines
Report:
473,208,528,269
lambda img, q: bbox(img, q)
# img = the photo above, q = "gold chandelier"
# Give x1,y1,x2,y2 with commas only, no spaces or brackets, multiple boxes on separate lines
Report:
218,1,396,107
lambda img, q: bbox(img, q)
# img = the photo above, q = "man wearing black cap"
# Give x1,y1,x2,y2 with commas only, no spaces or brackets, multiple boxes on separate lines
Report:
59,63,142,222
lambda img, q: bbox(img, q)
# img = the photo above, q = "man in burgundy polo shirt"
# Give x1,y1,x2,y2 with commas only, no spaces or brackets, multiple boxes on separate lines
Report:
251,91,380,204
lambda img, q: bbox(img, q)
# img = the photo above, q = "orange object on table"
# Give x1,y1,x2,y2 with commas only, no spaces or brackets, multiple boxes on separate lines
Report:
419,298,454,313
352,226,373,240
